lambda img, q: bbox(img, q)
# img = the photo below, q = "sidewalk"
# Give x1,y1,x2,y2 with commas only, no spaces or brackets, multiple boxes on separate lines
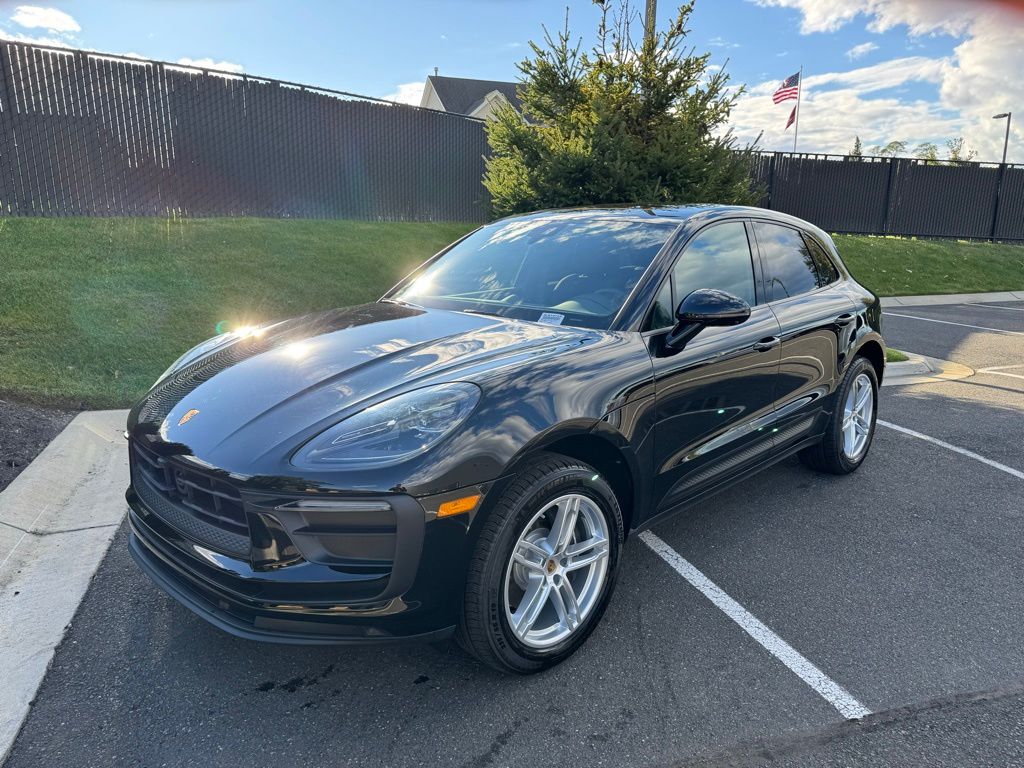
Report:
0,410,129,765
883,352,974,387
881,290,1024,307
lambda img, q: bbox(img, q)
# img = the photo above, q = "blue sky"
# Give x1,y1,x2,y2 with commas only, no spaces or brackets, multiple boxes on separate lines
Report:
1,1,1022,161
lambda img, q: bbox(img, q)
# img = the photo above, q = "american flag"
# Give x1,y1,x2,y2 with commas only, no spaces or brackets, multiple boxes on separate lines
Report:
786,106,797,130
773,72,800,104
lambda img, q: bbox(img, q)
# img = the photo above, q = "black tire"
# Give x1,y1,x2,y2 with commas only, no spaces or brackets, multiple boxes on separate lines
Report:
457,452,624,674
799,356,878,475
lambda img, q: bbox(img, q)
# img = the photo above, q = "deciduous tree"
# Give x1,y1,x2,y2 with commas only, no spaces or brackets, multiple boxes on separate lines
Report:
945,137,977,163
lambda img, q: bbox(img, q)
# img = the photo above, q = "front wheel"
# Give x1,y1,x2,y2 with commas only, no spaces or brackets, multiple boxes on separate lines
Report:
457,453,623,674
800,356,878,474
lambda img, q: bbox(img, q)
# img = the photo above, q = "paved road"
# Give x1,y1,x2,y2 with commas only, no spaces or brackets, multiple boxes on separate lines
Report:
7,302,1024,767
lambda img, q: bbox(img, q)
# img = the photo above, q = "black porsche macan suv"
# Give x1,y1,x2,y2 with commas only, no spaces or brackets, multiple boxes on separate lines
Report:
127,205,884,673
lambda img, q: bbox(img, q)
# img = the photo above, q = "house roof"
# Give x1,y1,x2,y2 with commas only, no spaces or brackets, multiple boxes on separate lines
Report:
424,75,522,115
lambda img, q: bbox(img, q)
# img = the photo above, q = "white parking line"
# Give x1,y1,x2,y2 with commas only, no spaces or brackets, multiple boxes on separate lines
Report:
978,370,1024,382
878,420,1024,481
638,530,872,721
885,313,1024,336
963,303,1024,313
976,364,1024,381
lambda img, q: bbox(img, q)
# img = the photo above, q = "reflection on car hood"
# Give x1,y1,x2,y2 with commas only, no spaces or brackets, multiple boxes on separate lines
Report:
128,301,599,461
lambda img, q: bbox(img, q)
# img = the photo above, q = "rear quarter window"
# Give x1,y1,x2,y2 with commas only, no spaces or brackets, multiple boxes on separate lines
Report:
803,234,841,287
753,222,819,301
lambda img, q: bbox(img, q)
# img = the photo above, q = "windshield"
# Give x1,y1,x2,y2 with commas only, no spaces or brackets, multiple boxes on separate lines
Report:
393,214,678,329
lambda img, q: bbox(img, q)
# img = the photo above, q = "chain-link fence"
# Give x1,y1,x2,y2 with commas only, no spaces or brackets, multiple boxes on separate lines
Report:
0,40,489,221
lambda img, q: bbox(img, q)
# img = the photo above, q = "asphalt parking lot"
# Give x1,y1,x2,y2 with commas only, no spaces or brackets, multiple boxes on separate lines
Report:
6,301,1024,768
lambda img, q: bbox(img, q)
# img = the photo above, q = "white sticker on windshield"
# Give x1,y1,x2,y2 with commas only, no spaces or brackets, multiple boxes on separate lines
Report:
537,312,565,326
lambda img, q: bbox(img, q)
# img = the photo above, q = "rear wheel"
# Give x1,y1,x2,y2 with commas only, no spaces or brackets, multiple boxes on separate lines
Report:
800,356,878,474
457,453,623,674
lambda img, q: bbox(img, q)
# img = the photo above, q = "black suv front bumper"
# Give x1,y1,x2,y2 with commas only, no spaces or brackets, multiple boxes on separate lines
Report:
127,484,461,645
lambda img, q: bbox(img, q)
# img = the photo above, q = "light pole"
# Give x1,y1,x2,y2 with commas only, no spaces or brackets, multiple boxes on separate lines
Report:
993,112,1012,164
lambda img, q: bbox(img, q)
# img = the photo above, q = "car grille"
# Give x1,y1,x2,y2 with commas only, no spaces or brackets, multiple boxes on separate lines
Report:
131,441,251,558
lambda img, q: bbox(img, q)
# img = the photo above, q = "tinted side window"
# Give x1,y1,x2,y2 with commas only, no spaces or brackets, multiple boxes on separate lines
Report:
645,279,675,331
673,223,756,307
754,222,818,301
804,235,840,287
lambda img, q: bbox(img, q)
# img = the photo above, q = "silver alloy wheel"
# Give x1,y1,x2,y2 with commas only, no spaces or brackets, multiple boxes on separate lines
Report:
503,493,611,649
842,372,875,460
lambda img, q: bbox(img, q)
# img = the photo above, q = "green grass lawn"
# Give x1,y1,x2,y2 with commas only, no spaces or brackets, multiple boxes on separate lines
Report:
885,348,909,363
835,234,1024,296
0,217,474,408
3,217,1024,409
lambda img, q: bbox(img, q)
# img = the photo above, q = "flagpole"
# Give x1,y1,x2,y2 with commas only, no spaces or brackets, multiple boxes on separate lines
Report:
793,65,803,153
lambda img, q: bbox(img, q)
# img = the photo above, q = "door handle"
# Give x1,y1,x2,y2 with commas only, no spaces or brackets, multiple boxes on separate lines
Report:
753,336,780,352
833,313,856,327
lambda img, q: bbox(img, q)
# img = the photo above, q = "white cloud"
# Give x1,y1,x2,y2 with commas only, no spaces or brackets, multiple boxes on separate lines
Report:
807,56,944,93
709,36,740,49
383,81,425,106
731,55,958,154
175,57,244,74
737,1,1024,162
2,4,79,47
749,0,973,36
846,41,878,60
937,10,1024,161
744,56,944,100
0,28,71,47
731,82,959,155
1,12,251,84
10,5,79,33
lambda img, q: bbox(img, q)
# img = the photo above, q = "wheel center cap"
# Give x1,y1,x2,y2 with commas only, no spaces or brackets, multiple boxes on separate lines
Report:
545,559,557,574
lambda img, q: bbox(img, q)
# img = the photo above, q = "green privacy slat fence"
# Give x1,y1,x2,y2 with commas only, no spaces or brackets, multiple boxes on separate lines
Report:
751,152,1024,241
0,41,490,221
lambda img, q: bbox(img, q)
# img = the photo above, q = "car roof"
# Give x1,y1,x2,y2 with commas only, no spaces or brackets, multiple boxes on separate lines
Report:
496,205,833,244
498,204,717,223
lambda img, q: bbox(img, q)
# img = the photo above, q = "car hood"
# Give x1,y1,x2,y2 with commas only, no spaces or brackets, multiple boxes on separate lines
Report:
128,301,602,467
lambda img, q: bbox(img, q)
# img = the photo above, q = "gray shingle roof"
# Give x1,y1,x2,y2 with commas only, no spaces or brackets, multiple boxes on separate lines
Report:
425,75,522,115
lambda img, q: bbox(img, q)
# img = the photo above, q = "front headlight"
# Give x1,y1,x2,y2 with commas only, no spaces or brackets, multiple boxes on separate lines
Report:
291,382,481,469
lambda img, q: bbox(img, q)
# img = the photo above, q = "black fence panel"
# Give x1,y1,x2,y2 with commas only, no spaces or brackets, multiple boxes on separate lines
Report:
749,154,771,208
0,40,489,221
886,158,1000,239
755,151,1024,242
4,40,1024,238
767,154,889,234
994,166,1024,241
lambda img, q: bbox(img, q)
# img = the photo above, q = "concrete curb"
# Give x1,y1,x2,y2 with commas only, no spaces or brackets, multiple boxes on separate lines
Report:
883,353,974,387
0,410,129,766
881,290,1024,308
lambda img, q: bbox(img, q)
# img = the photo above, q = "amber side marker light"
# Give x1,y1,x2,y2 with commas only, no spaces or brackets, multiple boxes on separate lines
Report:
437,494,482,518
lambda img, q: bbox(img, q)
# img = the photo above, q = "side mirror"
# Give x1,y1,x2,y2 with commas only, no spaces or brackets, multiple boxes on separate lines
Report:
665,289,751,349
